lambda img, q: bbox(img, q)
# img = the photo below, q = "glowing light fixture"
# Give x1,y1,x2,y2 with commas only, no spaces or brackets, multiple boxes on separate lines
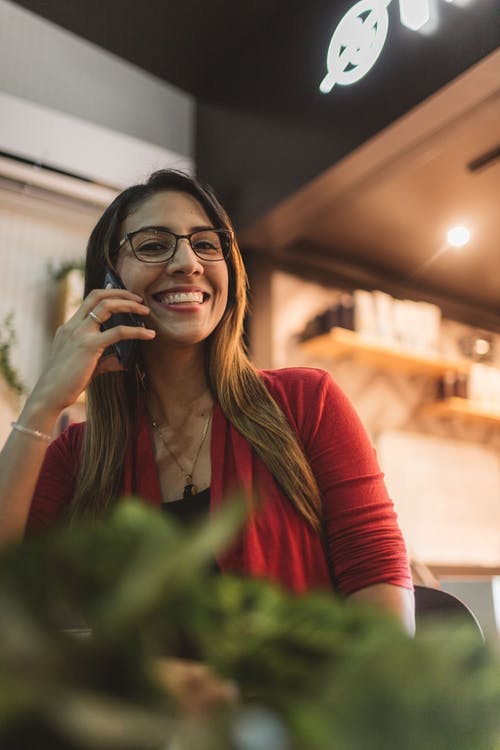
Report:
447,226,471,247
319,0,390,94
399,0,431,30
320,0,462,93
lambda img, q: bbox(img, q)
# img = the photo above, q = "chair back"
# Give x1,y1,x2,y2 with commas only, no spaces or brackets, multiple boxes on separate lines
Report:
414,584,484,641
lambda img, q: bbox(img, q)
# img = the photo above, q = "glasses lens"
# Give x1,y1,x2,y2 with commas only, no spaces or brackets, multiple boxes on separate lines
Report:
191,230,230,260
131,230,176,262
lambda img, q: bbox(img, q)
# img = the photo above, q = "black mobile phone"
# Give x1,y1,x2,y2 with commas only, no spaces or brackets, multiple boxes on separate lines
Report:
101,269,145,369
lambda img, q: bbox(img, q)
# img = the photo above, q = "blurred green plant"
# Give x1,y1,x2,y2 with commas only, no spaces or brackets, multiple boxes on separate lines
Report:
0,312,26,396
0,499,498,750
48,260,85,282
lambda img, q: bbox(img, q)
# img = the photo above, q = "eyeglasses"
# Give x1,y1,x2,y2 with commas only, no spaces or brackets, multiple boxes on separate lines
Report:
117,226,232,264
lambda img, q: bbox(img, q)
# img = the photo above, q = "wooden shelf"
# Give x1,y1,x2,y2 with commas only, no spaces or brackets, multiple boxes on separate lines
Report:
300,328,470,377
428,563,500,577
419,397,500,425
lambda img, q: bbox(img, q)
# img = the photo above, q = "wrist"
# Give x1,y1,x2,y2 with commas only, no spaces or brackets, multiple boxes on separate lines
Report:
11,422,52,443
18,391,63,434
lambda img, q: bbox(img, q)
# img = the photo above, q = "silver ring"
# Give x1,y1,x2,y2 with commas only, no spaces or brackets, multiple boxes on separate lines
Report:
88,310,103,325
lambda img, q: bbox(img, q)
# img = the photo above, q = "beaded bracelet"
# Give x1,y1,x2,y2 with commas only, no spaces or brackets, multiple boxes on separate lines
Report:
11,422,52,443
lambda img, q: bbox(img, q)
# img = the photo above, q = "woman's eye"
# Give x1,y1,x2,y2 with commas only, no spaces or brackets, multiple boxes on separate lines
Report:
193,238,221,253
194,241,217,250
139,241,168,254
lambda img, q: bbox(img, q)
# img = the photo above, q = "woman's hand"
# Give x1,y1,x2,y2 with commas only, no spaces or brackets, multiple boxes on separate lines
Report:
30,288,156,415
152,658,239,715
0,287,157,545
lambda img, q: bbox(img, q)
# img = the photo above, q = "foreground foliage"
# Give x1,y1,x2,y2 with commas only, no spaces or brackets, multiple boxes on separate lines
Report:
0,499,498,750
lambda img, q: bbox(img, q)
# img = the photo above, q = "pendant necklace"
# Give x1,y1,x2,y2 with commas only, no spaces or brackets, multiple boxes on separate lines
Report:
151,409,212,500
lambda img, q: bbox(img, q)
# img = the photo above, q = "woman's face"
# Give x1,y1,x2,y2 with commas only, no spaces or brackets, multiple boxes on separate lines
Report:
115,190,229,351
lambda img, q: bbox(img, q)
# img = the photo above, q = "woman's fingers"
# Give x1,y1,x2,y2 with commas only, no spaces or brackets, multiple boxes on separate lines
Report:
98,323,156,348
64,294,156,358
31,292,155,413
87,309,104,326
84,298,151,328
82,289,149,323
153,659,239,715
69,287,144,325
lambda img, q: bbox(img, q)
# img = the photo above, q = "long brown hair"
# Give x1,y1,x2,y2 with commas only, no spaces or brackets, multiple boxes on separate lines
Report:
68,170,322,531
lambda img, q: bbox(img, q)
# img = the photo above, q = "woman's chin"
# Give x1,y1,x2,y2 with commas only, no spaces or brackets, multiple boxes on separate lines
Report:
143,328,208,352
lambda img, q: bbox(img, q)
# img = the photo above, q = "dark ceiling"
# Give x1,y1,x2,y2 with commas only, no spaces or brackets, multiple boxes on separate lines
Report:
9,1,497,116
10,0,500,329
12,0,499,220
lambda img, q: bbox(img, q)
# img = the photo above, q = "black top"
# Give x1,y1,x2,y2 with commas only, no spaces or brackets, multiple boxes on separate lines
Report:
161,486,211,526
161,487,215,659
161,487,218,584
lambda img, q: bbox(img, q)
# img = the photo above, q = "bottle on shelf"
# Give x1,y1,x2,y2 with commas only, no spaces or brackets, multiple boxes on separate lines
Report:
299,293,355,341
454,372,469,400
437,371,469,400
338,293,354,331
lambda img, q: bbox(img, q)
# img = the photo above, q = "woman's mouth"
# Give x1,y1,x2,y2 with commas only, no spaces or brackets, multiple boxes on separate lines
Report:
153,291,208,305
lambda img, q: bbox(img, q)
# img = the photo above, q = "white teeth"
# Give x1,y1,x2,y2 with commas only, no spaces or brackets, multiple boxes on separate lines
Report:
158,292,204,304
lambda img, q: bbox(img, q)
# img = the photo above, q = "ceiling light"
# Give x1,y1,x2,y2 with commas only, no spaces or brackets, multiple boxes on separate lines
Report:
447,226,471,247
319,0,389,93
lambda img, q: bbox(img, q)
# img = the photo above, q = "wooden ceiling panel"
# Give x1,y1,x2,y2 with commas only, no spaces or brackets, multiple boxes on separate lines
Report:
242,51,500,327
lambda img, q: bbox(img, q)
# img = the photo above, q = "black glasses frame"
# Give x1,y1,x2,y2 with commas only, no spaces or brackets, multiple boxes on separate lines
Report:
117,226,232,263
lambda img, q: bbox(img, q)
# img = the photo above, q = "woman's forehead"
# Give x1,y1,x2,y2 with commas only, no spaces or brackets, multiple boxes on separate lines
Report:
122,190,211,233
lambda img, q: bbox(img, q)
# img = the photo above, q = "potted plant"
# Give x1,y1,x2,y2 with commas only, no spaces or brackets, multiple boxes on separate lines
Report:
0,500,498,750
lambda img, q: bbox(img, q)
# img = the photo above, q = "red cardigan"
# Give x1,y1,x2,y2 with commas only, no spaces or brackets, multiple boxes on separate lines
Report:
27,368,412,596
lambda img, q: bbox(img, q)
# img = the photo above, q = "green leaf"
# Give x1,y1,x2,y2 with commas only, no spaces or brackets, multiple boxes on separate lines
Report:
0,312,26,395
1,498,499,750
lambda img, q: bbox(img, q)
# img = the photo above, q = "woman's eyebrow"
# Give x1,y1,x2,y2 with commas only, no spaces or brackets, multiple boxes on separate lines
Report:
134,224,216,233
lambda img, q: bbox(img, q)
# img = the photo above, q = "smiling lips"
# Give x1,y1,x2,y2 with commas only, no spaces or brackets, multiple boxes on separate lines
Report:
154,290,207,305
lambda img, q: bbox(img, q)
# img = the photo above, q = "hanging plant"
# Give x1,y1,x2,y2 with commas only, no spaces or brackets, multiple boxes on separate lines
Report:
48,259,85,282
0,312,26,396
48,260,86,329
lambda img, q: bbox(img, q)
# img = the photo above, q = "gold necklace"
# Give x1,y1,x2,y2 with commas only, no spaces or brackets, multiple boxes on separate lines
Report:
151,410,212,500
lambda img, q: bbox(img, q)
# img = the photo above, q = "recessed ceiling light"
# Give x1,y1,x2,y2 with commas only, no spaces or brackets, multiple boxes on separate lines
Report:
447,226,471,247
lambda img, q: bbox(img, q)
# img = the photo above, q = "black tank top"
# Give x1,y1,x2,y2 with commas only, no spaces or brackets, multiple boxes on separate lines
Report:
160,486,211,525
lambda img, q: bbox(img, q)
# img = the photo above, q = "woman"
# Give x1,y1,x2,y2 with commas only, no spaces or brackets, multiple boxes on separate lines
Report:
0,169,414,634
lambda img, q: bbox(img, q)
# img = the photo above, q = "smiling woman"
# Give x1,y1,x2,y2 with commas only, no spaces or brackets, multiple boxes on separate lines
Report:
0,169,414,642
115,191,229,352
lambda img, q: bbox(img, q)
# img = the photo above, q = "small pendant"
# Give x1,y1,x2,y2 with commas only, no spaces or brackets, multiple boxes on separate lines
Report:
183,483,197,499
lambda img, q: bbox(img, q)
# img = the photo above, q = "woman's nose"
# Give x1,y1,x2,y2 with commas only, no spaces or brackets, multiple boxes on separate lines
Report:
167,237,203,274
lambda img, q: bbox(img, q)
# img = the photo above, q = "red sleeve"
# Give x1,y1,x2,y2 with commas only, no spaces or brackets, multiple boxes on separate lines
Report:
263,368,412,596
26,422,85,535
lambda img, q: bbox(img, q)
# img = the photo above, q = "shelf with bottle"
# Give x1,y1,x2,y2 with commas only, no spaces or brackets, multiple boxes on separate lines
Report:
301,328,500,423
419,397,500,425
298,291,500,422
300,327,471,377
298,290,470,376
420,365,500,425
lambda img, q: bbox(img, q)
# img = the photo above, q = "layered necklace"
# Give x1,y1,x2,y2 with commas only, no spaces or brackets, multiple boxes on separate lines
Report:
150,407,212,500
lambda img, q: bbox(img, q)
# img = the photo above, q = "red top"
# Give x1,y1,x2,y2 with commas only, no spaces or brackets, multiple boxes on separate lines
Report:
27,368,412,596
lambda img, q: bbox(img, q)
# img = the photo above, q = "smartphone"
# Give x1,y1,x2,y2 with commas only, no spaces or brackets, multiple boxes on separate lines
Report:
101,268,145,369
